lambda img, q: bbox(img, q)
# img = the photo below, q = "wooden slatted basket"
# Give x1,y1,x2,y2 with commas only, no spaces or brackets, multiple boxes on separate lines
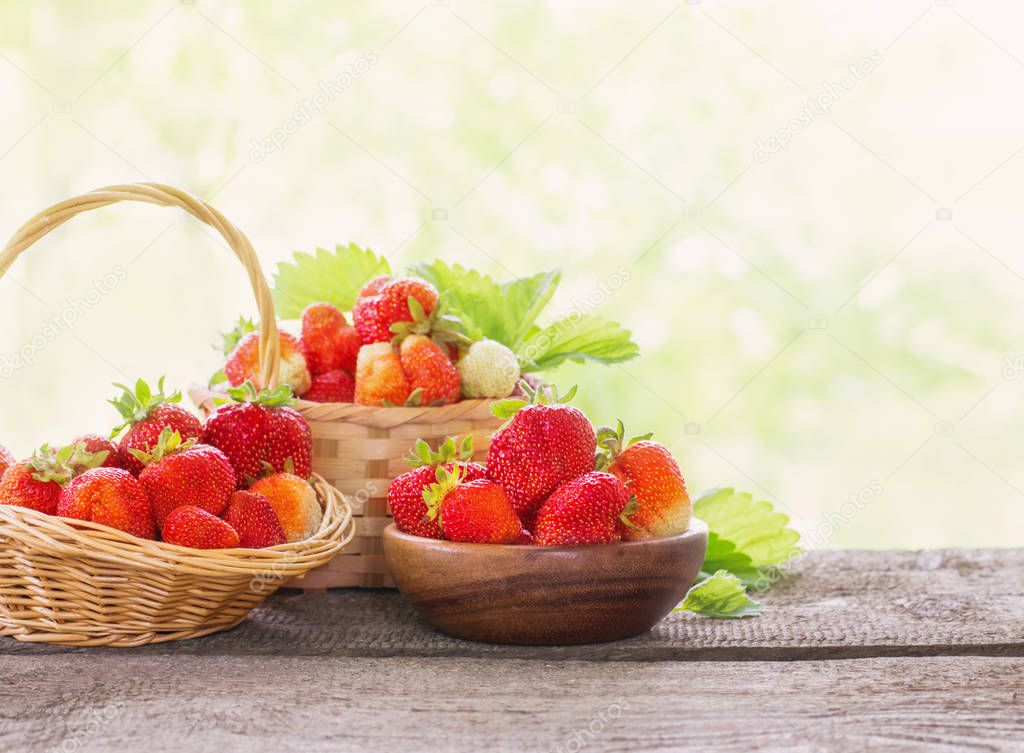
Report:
192,390,503,588
0,183,355,645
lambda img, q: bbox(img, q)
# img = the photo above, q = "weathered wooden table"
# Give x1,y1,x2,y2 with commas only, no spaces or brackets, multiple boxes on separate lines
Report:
2,549,1022,752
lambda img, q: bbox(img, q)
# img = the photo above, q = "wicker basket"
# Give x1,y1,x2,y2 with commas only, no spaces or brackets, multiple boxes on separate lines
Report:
191,391,504,588
0,183,355,645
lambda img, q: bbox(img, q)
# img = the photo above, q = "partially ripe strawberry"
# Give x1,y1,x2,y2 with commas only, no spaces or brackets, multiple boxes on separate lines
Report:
223,491,286,548
0,444,14,479
353,276,438,344
388,436,486,539
58,468,155,539
135,430,236,529
110,378,202,476
163,506,240,549
486,384,596,517
202,384,313,488
225,331,312,397
248,473,323,543
458,339,520,399
70,434,122,471
0,445,85,515
599,423,691,540
534,471,633,546
354,342,411,406
301,302,360,376
424,468,522,544
399,334,460,406
303,369,355,403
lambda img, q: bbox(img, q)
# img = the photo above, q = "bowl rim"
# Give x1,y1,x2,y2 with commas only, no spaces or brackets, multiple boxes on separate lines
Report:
382,517,708,553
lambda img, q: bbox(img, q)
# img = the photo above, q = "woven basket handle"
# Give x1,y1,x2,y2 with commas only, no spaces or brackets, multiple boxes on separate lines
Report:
0,183,280,388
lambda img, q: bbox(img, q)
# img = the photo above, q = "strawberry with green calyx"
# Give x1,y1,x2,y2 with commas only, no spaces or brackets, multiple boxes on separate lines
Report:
389,436,486,539
57,468,155,539
354,342,412,407
399,334,461,406
422,465,523,544
70,435,121,471
301,302,361,375
135,428,236,529
486,382,597,518
225,330,312,397
534,471,635,546
110,377,202,476
388,294,470,353
163,506,240,549
0,444,100,515
202,382,313,488
303,369,355,403
596,421,692,541
458,339,520,399
353,276,440,344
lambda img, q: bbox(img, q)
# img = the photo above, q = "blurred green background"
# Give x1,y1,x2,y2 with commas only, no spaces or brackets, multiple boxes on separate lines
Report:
1,1,1022,549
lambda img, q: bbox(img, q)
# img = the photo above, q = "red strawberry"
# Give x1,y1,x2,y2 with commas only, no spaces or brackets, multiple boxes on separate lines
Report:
223,491,286,548
486,384,597,517
301,302,361,375
359,275,392,297
598,422,691,540
110,378,202,476
163,506,240,549
303,369,355,403
0,445,87,515
0,444,15,479
225,331,312,397
57,468,155,539
534,471,634,546
135,430,236,529
387,436,486,539
399,334,460,406
202,384,313,487
354,342,411,406
353,276,439,344
70,434,122,471
423,467,522,544
248,473,323,543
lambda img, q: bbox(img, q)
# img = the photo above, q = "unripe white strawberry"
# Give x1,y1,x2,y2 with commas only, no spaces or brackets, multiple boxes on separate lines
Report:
457,339,521,399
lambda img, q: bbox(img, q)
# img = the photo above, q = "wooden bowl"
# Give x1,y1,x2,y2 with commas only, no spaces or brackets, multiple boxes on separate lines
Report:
382,518,709,645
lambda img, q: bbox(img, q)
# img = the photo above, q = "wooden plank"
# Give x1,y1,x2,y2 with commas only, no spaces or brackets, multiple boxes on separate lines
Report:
3,549,1020,659
1,655,1020,752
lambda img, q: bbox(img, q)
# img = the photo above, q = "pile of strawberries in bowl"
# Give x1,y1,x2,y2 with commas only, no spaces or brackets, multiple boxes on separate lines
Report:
0,378,323,550
220,273,524,407
388,383,692,546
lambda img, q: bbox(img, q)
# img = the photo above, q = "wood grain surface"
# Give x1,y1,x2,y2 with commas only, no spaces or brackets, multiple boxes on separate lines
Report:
3,549,1023,752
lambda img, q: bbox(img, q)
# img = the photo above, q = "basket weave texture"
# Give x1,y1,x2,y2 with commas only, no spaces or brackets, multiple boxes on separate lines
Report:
0,183,354,645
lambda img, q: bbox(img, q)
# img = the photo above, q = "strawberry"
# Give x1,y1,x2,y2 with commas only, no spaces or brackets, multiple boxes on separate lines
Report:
0,445,89,515
57,468,155,539
0,444,15,479
486,384,597,517
353,276,438,344
110,377,202,476
248,473,323,543
422,466,522,544
388,436,486,539
598,422,691,540
162,505,240,549
303,369,355,403
457,339,520,399
301,302,361,375
354,342,411,406
223,490,286,548
225,330,312,397
202,383,313,487
135,429,236,529
359,274,393,297
70,434,122,471
399,334,460,406
534,471,634,546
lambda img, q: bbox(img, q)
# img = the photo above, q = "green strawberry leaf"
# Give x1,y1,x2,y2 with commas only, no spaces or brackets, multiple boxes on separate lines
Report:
516,314,639,372
272,243,391,319
675,570,763,619
701,533,768,589
694,487,802,569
